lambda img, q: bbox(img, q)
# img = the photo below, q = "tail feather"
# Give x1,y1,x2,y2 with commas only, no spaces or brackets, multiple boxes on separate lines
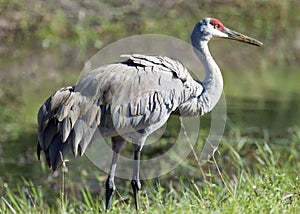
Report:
61,117,71,142
71,120,85,156
37,86,101,171
49,88,73,111
47,134,71,170
47,134,62,170
42,119,58,150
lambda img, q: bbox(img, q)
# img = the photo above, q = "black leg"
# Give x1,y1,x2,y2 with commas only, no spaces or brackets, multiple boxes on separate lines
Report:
131,145,142,210
131,177,141,210
105,175,115,209
105,136,125,210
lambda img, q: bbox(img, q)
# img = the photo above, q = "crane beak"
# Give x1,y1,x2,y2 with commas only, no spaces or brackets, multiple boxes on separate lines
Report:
223,28,263,46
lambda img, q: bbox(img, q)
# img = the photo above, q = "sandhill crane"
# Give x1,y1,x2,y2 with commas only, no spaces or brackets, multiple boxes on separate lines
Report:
37,17,263,209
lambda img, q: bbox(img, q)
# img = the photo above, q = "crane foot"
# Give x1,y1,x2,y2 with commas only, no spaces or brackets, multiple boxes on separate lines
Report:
131,179,141,210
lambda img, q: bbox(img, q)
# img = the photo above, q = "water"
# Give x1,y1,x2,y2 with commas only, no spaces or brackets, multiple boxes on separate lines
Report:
227,96,300,130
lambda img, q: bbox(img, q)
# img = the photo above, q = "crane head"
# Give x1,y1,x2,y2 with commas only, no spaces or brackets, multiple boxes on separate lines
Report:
191,18,263,47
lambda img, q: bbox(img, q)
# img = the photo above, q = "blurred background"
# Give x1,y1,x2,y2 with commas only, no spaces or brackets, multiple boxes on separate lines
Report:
0,0,300,208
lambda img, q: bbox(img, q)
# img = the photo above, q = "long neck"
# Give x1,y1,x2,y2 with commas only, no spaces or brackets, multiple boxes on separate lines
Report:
193,41,224,112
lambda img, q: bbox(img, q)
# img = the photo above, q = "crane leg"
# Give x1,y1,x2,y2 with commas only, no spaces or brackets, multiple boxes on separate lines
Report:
131,143,143,210
105,136,125,210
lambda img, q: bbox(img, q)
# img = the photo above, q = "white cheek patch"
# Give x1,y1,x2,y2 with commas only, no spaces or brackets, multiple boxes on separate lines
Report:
212,28,228,38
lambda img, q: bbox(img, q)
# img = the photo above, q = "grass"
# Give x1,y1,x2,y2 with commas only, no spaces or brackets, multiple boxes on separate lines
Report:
1,127,300,213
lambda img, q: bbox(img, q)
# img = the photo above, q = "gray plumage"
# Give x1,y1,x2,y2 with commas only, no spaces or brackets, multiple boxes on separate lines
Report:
37,54,204,168
37,17,262,210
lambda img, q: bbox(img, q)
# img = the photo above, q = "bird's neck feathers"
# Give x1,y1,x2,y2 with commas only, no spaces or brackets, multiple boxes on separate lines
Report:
191,37,224,113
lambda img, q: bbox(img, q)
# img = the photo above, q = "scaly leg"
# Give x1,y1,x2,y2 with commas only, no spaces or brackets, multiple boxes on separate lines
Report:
131,138,145,210
130,122,168,209
105,136,125,210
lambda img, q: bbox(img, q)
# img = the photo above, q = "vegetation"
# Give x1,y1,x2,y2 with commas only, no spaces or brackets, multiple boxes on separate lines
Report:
1,130,300,213
0,0,300,213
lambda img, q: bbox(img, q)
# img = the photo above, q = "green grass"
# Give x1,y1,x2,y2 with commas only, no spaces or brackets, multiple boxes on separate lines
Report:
1,127,299,213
